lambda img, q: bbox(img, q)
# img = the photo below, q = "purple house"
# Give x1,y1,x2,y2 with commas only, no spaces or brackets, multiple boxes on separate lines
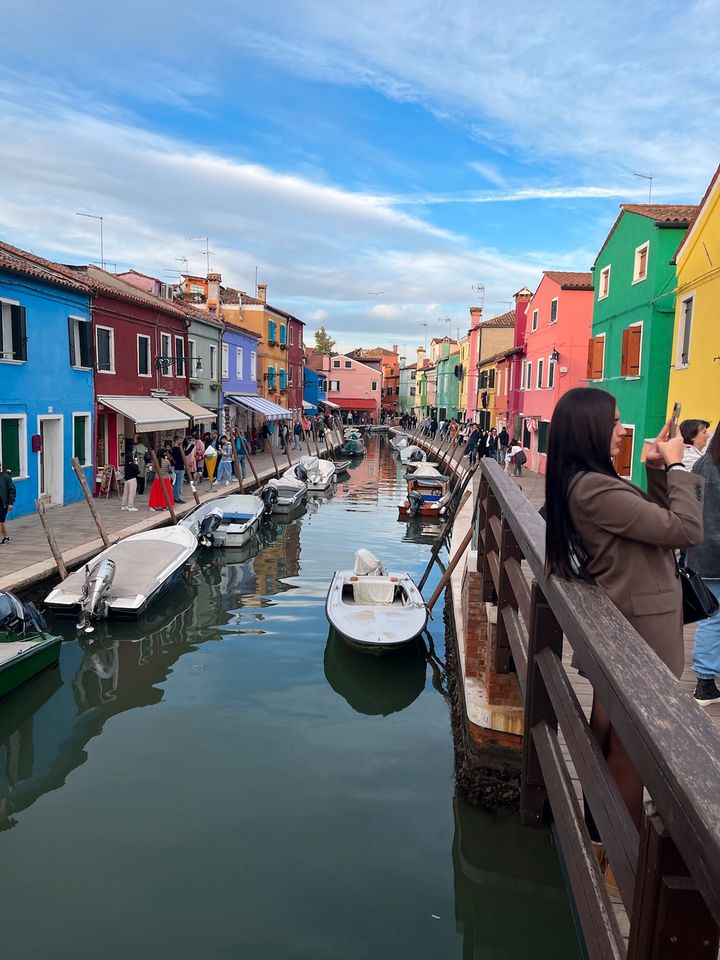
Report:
220,323,262,435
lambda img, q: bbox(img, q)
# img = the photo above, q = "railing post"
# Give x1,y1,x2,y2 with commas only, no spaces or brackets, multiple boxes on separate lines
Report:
521,580,563,826
494,518,523,674
628,804,719,959
479,480,500,604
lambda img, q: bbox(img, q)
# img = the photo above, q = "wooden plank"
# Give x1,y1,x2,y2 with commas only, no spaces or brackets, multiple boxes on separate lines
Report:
501,604,528,699
71,456,110,546
505,555,531,625
34,499,68,579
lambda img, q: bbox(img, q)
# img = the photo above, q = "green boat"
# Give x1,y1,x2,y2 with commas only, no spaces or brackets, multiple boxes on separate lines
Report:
0,591,62,698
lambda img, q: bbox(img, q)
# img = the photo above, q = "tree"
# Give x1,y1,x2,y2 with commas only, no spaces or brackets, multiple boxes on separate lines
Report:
314,326,336,354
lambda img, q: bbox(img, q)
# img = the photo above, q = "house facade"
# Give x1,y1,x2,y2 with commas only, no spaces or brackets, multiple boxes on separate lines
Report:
220,323,262,434
494,288,532,435
473,310,515,425
520,271,594,473
398,360,416,415
667,166,720,425
466,307,483,422
457,334,470,420
588,205,696,484
326,353,381,421
0,242,95,517
302,366,326,415
286,314,305,421
436,347,461,420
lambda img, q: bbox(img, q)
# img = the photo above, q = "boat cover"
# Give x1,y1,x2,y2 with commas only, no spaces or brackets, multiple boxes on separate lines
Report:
353,549,386,576
352,579,395,605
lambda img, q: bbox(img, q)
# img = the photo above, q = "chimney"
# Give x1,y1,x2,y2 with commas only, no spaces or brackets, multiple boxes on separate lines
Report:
514,287,532,304
207,272,221,302
392,343,398,355
257,283,268,303
469,306,482,326
416,346,425,365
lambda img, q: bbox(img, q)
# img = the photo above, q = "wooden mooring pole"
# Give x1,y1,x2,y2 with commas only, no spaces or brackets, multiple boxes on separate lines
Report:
71,456,110,547
424,526,473,612
180,447,201,506
267,434,281,478
150,451,177,524
231,441,246,494
34,498,68,579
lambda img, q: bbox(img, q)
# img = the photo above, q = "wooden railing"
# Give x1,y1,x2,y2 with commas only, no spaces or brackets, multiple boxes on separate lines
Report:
474,457,720,960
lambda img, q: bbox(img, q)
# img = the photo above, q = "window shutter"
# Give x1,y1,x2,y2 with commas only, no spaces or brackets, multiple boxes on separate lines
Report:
11,305,27,361
627,327,641,376
1,419,21,476
68,317,77,367
620,327,630,376
614,428,634,477
80,321,93,368
592,337,604,379
586,338,594,379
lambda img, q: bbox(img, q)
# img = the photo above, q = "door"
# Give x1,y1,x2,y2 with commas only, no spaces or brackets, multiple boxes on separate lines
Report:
38,416,64,505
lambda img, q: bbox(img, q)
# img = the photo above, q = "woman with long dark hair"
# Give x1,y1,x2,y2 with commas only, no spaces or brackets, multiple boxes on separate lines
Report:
545,388,704,835
687,425,720,705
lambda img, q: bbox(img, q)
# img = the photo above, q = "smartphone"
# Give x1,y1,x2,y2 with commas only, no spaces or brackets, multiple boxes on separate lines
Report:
670,402,682,437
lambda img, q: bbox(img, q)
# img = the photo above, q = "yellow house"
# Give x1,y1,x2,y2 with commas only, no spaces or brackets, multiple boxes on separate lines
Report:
667,165,720,423
477,353,504,430
221,282,288,406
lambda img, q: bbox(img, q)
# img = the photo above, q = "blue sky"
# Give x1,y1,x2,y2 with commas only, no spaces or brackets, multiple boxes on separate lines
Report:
1,0,719,351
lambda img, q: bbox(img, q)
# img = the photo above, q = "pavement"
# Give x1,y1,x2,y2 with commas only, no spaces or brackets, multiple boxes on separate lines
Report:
0,429,344,594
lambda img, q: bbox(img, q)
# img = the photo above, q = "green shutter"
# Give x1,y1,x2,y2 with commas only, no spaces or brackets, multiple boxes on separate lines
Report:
1,419,21,477
74,416,87,464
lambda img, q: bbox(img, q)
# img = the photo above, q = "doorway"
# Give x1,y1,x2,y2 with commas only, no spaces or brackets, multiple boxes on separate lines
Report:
38,416,64,506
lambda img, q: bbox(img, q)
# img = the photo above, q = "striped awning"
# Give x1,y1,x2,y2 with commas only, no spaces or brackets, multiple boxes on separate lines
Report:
98,396,189,432
162,396,217,423
302,400,315,411
318,398,340,410
225,394,290,421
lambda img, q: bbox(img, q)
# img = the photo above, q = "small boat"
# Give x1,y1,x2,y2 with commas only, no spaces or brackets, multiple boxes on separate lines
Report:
259,475,308,514
405,460,439,477
45,526,198,627
325,549,428,655
0,591,61,698
390,435,409,451
283,456,335,493
398,444,426,463
332,459,351,477
398,465,452,518
340,438,366,457
344,427,363,440
180,494,265,548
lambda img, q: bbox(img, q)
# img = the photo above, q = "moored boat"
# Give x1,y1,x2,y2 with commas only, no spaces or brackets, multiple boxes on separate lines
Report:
180,494,265,548
332,459,351,477
259,475,308,514
0,591,62,698
339,438,366,457
283,456,335,492
398,465,452,518
390,435,409,451
325,550,427,655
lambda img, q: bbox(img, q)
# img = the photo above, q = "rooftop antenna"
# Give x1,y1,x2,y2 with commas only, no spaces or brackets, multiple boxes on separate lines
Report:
633,172,653,203
163,269,183,281
472,283,486,309
255,266,258,296
175,257,189,275
75,212,104,270
420,321,429,352
189,237,210,275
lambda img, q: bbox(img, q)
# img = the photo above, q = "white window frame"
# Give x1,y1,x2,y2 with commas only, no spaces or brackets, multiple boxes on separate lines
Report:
547,356,556,389
531,308,538,332
69,315,92,370
589,331,606,381
598,265,611,301
137,334,152,377
344,360,352,368
72,412,92,467
160,333,171,377
187,338,197,377
290,326,295,346
221,342,229,381
371,380,377,391
250,350,257,382
288,366,293,385
0,412,28,479
550,298,558,323
209,344,217,381
526,361,533,390
174,336,185,378
333,359,341,368
537,358,544,389
632,241,650,284
616,423,636,479
0,297,23,364
329,380,340,392
626,321,643,378
235,346,244,380
676,295,693,369
95,325,116,374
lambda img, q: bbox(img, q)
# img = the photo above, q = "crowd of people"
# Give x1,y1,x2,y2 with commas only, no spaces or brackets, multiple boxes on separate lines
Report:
414,416,528,475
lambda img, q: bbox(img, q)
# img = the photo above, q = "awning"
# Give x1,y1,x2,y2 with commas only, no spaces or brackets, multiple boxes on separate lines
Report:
318,398,340,410
225,394,290,421
335,398,377,411
162,396,216,423
98,396,189,432
302,400,315,411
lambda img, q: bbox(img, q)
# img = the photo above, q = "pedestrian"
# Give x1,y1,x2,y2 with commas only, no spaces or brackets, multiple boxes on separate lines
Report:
498,426,509,465
261,421,270,453
170,437,186,503
430,417,438,439
215,435,233,486
545,387,703,845
680,418,710,470
293,420,303,451
193,434,205,482
148,452,174,510
465,425,480,465
477,430,488,460
0,465,16,543
487,428,498,460
235,432,248,479
121,455,140,512
133,436,149,496
686,427,720,705
506,438,524,476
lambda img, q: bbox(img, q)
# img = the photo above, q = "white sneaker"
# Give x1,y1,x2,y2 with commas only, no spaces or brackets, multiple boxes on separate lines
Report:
225,480,230,486
128,507,138,511
121,505,128,510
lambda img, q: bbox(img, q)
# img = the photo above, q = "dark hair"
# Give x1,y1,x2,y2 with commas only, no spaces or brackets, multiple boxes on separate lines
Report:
679,418,710,444
705,424,720,468
545,388,618,581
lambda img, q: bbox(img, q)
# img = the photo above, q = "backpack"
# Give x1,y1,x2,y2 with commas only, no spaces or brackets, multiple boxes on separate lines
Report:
143,451,153,464
515,449,527,466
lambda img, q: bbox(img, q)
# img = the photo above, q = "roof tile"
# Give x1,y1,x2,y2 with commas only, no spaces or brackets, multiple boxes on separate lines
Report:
481,309,515,327
543,271,594,291
0,240,92,293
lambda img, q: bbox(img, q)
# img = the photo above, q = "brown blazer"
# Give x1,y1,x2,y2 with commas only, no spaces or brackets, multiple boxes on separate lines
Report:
569,468,705,677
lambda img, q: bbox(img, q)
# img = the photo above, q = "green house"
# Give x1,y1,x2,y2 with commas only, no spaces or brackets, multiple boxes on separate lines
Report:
588,204,696,486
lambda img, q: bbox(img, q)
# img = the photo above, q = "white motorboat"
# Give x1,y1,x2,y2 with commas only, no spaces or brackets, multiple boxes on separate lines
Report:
399,464,452,518
343,427,363,441
332,459,351,477
399,444,426,463
45,526,198,627
180,494,265,548
284,456,335,492
390,435,409,451
260,475,308,514
325,549,428,655
405,460,439,477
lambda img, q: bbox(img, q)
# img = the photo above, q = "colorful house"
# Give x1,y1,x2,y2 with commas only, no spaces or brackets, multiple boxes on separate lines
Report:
457,334,470,420
588,204,697,484
667,166,720,426
302,367,325,415
477,353,503,430
436,346,461,420
494,288,532,436
414,347,428,419
473,310,515,424
520,272,594,473
466,307,484,422
220,322,263,434
398,358,416,415
325,353,381,421
0,242,95,517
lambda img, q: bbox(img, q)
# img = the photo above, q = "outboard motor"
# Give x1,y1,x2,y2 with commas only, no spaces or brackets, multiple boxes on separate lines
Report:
294,464,308,482
407,491,425,518
198,508,224,548
408,449,423,462
0,590,48,637
260,486,278,515
78,558,116,633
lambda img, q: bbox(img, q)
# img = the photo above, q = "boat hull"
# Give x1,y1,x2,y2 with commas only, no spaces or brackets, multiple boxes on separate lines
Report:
271,492,307,514
397,503,446,519
0,634,62,698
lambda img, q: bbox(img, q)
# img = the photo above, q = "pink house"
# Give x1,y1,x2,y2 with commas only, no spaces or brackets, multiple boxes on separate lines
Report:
326,353,381,421
519,271,594,473
466,306,483,422
495,287,532,435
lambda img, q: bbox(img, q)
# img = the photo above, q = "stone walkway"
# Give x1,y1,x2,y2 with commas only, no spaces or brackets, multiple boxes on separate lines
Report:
0,430,344,593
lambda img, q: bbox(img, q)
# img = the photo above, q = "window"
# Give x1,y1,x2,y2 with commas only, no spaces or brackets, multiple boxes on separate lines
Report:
160,333,171,376
268,366,276,389
526,361,532,390
537,420,549,454
496,370,502,396
586,335,605,380
95,326,115,373
236,346,244,379
620,325,641,377
268,320,277,343
0,415,27,478
279,368,287,390
329,380,340,392
137,334,151,377
677,296,693,367
209,344,217,380
290,326,295,346
531,308,538,332
613,426,634,478
479,370,488,389
0,300,27,362
188,338,197,377
73,413,91,467
523,421,531,449
319,377,327,392
333,359,341,368
288,367,294,385
280,324,287,345
547,357,556,389
633,242,649,283
250,350,257,381
488,368,495,389
537,358,544,389
174,336,185,377
68,316,92,369
598,266,611,300
344,360,352,368
371,380,377,391
221,342,229,380
550,298,558,323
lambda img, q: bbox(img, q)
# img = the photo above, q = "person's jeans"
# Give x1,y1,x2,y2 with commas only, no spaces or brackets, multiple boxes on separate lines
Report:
293,436,301,450
692,580,720,678
122,478,137,508
173,467,184,502
216,460,232,484
237,455,247,479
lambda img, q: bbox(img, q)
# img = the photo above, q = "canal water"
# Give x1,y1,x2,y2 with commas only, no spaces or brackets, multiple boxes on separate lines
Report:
0,436,580,959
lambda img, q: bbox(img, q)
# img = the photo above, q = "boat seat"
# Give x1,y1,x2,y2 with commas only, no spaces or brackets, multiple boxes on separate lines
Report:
222,513,255,521
351,578,396,605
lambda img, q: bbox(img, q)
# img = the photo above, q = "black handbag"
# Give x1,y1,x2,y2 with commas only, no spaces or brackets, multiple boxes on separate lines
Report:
677,560,720,624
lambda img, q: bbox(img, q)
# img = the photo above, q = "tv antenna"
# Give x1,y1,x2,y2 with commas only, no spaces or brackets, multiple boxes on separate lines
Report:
420,321,429,351
472,283,486,309
175,257,189,275
633,172,653,204
75,212,105,270
189,237,211,275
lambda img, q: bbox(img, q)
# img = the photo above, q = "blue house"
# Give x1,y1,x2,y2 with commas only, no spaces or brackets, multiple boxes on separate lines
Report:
219,322,263,433
0,242,95,518
302,367,326,415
